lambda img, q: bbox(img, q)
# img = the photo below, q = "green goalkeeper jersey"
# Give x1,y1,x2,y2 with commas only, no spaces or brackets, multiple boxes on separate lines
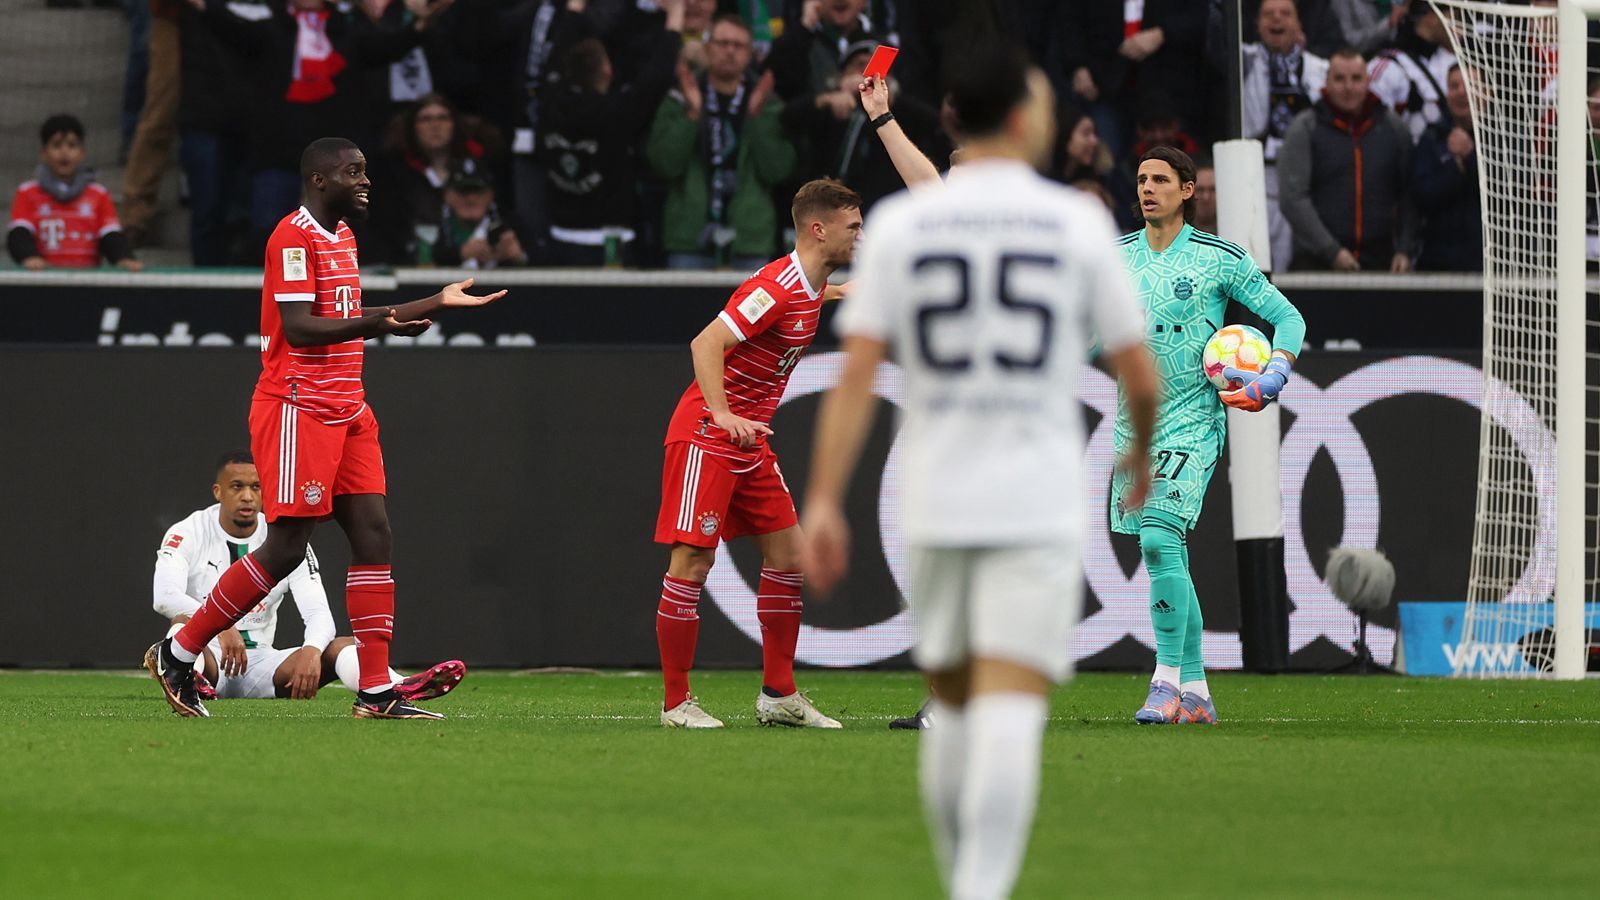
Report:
1109,224,1306,533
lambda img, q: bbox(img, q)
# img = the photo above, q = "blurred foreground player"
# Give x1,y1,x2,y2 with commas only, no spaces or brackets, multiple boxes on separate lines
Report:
153,450,466,703
653,178,862,729
802,48,1159,899
858,71,945,731
1118,147,1306,725
145,137,504,719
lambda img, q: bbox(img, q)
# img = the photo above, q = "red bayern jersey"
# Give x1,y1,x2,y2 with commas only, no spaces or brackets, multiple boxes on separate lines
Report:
665,251,823,463
254,207,367,424
7,180,121,267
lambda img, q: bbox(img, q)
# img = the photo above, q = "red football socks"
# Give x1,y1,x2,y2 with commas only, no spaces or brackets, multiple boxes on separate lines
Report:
346,565,396,692
657,574,702,710
757,568,803,696
173,553,277,659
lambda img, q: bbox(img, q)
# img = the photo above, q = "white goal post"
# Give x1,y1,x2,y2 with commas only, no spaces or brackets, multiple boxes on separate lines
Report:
1430,0,1597,678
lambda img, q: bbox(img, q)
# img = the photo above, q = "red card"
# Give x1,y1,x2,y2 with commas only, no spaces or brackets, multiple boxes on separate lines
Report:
863,45,899,81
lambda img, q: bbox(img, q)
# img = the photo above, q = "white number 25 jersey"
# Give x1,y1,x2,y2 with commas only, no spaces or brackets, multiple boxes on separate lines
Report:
837,159,1146,545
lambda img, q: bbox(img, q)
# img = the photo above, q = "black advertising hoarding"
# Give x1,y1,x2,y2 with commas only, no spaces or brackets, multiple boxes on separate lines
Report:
0,346,1511,671
0,270,1482,349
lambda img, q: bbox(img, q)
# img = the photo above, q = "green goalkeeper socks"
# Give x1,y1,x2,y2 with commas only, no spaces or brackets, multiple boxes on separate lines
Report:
1139,514,1191,669
1180,581,1206,683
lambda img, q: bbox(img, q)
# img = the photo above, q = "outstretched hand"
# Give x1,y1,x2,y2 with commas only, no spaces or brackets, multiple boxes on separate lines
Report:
858,75,890,119
439,277,507,309
378,307,432,337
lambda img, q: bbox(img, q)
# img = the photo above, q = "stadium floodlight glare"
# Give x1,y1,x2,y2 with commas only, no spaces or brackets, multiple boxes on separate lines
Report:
1431,0,1600,678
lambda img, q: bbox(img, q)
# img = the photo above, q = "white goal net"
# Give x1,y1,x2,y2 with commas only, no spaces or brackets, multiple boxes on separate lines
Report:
1432,0,1598,677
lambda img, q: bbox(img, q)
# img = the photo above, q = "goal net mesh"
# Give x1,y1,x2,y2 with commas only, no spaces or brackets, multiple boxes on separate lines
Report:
1433,0,1598,676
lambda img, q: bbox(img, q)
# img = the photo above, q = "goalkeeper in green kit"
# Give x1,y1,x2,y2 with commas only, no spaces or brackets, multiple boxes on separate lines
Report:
1112,146,1306,725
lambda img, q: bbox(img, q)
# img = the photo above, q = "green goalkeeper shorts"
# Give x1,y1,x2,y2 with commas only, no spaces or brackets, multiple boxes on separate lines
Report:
1110,428,1224,535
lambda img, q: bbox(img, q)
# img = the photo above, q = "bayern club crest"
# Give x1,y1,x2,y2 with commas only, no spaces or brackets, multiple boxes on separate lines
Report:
697,512,720,537
301,480,327,506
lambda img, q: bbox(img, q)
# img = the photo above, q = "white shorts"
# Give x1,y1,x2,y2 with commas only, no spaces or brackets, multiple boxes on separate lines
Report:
908,542,1083,682
206,643,297,700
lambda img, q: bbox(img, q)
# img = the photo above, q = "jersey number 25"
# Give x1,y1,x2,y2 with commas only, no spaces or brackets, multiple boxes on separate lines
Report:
912,253,1057,372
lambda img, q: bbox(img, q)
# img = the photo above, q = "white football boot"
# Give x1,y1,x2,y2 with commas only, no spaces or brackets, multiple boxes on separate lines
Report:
755,690,843,729
661,696,725,729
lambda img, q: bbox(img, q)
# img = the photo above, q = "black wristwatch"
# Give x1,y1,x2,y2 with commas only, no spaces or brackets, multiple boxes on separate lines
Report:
869,112,895,131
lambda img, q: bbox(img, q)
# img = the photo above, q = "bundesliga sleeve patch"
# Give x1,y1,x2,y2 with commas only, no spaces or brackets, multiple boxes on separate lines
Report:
738,288,777,324
163,534,183,549
282,247,308,281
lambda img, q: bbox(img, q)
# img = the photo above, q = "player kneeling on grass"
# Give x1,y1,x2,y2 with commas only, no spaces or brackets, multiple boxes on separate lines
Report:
652,179,861,729
154,451,467,702
144,137,503,721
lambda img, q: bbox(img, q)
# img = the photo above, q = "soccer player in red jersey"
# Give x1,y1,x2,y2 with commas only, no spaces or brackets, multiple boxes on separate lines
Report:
145,137,504,720
654,178,862,729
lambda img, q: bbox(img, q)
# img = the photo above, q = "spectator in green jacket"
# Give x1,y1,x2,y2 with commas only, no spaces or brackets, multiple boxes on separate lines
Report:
647,12,795,269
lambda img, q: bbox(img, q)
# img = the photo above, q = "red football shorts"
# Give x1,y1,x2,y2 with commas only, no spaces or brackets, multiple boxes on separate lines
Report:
249,399,386,521
655,441,797,548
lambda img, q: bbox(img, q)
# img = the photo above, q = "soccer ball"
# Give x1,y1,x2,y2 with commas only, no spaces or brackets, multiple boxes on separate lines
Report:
1202,324,1272,391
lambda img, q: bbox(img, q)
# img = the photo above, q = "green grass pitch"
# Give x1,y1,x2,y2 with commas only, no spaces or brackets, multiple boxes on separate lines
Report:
3,670,1596,899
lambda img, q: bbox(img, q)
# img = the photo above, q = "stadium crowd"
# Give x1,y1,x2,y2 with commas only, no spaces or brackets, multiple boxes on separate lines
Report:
11,0,1558,272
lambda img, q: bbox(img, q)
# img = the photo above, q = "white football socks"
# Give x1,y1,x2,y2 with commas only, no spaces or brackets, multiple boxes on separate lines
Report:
952,692,1048,900
167,632,198,664
335,645,361,692
919,700,967,890
163,623,200,667
1180,678,1211,701
1153,664,1181,688
333,645,402,693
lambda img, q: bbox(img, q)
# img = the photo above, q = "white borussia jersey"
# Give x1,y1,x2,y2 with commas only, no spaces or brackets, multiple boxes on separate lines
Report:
837,158,1146,545
152,504,334,651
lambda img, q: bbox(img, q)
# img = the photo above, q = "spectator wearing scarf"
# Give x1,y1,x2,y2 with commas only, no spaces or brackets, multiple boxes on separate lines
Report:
1235,0,1328,271
647,13,795,269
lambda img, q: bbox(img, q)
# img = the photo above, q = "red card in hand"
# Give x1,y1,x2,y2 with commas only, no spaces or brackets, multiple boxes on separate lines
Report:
863,46,899,81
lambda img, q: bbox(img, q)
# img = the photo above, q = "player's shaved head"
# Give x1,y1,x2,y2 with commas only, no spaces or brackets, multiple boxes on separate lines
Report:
300,136,371,221
301,137,361,183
